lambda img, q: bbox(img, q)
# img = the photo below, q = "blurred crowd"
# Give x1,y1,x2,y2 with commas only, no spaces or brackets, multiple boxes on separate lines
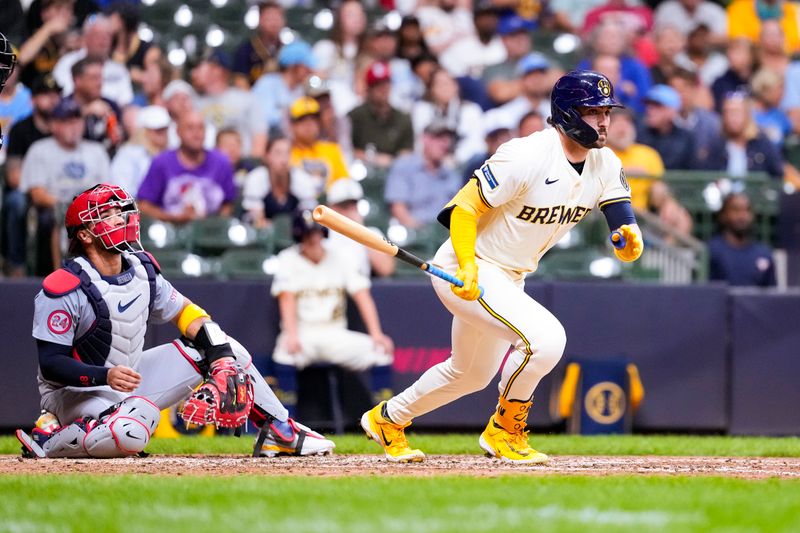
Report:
0,0,792,287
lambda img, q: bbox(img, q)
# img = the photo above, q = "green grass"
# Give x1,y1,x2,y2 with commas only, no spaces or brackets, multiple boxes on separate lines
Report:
5,433,800,457
1,475,800,532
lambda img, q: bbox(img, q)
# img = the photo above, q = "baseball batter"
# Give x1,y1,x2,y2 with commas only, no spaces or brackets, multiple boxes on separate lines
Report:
15,184,335,459
361,70,644,463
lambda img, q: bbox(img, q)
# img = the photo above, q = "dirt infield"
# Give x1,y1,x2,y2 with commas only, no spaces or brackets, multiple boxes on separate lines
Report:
3,455,800,479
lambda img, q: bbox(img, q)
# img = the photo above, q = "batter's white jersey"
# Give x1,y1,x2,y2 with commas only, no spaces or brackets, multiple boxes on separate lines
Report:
470,127,631,274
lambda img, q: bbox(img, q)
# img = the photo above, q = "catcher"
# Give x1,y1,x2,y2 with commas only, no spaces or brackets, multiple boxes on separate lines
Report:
15,184,335,458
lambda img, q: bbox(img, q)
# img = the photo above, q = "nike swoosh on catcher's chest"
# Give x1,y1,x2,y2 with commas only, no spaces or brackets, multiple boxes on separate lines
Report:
545,177,559,184
117,294,142,313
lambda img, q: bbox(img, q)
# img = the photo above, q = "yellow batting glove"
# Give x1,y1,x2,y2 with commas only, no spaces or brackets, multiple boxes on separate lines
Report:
611,224,644,262
451,261,481,301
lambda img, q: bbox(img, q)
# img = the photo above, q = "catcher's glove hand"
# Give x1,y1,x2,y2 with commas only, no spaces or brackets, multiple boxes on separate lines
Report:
181,358,254,428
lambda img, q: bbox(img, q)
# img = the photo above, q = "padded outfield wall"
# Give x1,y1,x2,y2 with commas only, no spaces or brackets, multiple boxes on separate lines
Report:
1,279,798,435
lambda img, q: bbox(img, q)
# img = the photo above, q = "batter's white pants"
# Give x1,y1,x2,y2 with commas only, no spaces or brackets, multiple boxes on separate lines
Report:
273,325,393,371
387,241,566,425
41,337,289,425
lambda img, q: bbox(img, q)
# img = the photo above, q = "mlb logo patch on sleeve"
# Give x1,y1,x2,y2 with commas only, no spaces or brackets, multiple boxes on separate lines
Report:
481,164,499,190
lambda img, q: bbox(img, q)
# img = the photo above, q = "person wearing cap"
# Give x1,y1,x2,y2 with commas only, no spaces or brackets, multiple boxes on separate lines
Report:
271,208,395,418
438,1,506,79
162,79,217,151
252,39,319,131
289,96,349,197
233,1,285,89
110,105,170,195
482,14,534,106
327,178,395,278
483,52,553,132
51,14,133,106
242,135,300,228
637,84,697,170
193,49,267,160
347,61,414,168
21,97,110,273
384,120,462,228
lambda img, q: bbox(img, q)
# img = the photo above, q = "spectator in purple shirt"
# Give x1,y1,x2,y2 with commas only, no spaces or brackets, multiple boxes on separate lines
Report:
137,110,236,224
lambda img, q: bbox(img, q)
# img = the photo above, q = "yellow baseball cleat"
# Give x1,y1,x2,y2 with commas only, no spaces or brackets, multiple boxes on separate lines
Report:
360,402,425,463
479,417,549,464
479,397,549,464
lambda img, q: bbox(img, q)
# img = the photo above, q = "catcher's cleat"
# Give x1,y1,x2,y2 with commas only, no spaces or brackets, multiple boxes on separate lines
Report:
479,417,548,464
253,418,335,457
16,428,48,458
360,401,425,463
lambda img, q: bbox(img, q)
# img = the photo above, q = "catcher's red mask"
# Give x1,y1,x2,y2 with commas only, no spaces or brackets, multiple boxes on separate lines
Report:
65,184,141,253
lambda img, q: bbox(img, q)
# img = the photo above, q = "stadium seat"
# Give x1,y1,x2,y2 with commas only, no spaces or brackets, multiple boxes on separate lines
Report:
139,217,184,251
271,213,295,252
151,250,217,279
218,248,274,280
188,217,258,256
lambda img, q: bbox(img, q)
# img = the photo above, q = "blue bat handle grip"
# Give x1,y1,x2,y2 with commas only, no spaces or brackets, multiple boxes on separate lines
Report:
425,264,485,298
610,230,627,250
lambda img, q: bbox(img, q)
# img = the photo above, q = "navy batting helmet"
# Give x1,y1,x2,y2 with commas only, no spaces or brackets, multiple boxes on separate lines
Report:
292,209,328,243
550,70,622,147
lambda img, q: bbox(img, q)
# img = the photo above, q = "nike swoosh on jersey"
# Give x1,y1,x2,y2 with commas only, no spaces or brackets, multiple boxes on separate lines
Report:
117,294,142,313
544,177,559,184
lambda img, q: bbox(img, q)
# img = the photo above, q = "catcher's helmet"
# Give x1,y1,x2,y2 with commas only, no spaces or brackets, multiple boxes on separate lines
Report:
292,208,328,243
0,32,16,93
66,184,142,253
550,70,623,147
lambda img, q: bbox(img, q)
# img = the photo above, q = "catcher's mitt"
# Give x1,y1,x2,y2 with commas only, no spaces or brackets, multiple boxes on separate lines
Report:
181,359,254,428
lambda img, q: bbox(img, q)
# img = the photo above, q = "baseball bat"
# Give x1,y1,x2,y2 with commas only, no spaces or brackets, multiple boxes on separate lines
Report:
312,205,484,297
609,230,626,249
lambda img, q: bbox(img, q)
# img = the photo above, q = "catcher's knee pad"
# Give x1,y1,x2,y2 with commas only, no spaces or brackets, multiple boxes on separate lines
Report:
84,396,161,458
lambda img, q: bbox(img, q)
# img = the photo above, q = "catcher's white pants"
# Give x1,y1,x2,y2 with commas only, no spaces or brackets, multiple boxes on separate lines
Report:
387,241,566,425
273,325,393,371
41,338,288,425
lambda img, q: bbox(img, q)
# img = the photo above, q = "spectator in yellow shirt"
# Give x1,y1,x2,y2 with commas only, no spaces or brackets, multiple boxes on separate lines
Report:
288,96,349,200
727,0,800,54
607,107,665,209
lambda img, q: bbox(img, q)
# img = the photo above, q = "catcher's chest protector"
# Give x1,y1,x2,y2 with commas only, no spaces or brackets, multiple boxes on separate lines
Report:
62,253,157,370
